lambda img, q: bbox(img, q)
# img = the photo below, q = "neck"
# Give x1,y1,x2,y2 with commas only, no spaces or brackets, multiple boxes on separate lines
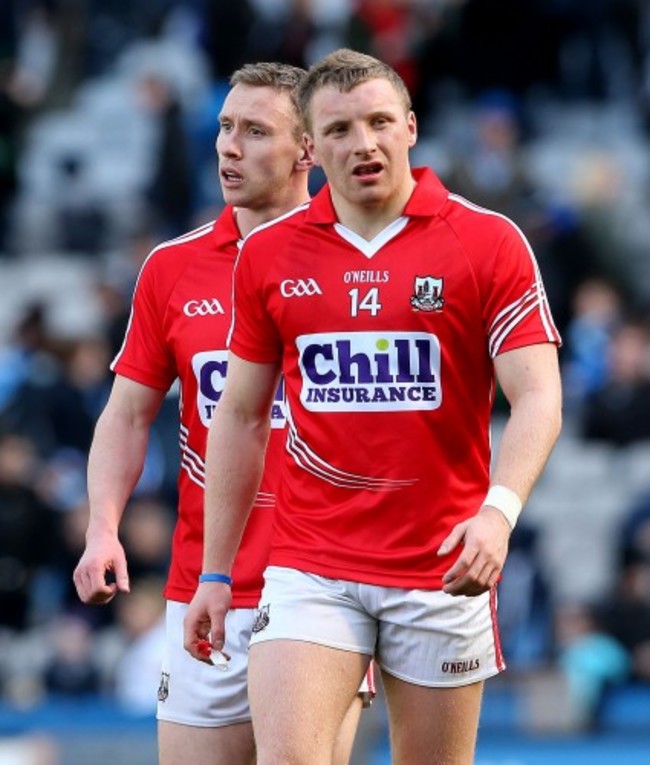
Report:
332,176,416,241
234,192,309,239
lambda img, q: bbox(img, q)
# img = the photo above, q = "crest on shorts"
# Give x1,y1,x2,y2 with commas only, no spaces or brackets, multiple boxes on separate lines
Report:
157,671,170,702
252,604,270,633
410,276,444,312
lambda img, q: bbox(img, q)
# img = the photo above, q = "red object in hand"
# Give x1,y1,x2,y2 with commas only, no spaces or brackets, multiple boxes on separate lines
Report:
197,639,212,658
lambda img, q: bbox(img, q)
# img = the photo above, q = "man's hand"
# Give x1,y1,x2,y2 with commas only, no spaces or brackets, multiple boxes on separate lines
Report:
73,533,130,604
183,582,232,664
437,506,511,596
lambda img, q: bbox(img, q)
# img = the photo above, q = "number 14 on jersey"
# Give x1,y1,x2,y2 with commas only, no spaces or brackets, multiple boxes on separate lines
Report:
349,287,382,317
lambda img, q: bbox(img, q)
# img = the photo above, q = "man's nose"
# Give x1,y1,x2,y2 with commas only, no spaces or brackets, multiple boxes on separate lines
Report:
352,124,377,154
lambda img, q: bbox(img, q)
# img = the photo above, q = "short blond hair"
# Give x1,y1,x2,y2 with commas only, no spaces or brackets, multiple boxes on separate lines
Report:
298,49,412,131
230,62,307,139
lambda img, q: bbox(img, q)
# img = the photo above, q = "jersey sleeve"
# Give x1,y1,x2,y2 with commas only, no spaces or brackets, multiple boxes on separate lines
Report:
229,239,283,364
482,218,561,358
111,254,177,389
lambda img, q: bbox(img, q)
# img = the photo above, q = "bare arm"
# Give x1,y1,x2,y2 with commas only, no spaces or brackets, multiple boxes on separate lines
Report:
73,375,165,603
440,343,562,596
184,352,281,661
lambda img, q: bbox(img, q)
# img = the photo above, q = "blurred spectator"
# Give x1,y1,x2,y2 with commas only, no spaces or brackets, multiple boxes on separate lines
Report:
445,89,532,218
42,613,102,697
581,318,650,446
547,0,640,102
346,0,422,95
0,58,22,254
561,277,623,412
201,0,256,79
37,448,87,513
139,73,194,241
273,0,315,69
0,301,53,411
10,2,60,109
92,274,132,361
554,600,630,729
120,495,174,582
594,493,650,683
596,552,650,683
54,153,108,255
5,335,112,458
497,524,553,671
0,431,58,630
455,0,558,96
618,489,650,567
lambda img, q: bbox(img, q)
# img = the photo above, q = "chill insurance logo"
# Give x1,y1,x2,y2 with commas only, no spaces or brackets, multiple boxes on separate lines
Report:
296,331,441,412
192,351,286,428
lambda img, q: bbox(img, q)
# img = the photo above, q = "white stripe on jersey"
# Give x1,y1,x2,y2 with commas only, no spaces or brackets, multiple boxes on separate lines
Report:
242,202,311,241
179,424,275,507
255,491,276,508
285,407,418,492
111,220,217,370
227,202,311,349
447,194,559,355
179,425,206,486
488,286,542,357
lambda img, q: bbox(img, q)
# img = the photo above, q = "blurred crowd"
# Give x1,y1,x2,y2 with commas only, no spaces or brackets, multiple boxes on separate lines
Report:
1,0,650,734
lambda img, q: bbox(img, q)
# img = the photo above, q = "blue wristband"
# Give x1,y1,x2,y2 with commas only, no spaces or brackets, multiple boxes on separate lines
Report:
198,572,233,585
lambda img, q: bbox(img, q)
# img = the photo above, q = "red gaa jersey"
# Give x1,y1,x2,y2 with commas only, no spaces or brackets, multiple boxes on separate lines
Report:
231,168,561,589
113,210,286,606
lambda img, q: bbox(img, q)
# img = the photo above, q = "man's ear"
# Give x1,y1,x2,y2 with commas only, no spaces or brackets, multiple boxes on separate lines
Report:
301,133,319,169
407,111,418,149
296,140,314,172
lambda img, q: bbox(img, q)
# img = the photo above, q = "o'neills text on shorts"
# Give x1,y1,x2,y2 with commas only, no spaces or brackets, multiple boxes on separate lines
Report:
441,659,480,674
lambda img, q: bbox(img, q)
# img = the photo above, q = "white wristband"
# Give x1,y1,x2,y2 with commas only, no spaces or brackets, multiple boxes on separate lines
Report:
483,485,522,529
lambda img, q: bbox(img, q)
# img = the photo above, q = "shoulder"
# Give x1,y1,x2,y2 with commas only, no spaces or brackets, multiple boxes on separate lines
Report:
242,203,310,254
441,193,528,250
139,220,218,279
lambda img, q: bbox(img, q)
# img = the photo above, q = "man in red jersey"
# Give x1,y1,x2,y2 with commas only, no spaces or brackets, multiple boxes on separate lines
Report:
185,49,562,765
73,63,367,765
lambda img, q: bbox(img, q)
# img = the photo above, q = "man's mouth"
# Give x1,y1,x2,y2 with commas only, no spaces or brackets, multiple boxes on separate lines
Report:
353,162,383,178
221,170,243,183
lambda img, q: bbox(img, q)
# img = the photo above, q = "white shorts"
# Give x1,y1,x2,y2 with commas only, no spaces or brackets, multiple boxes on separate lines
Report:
156,600,376,727
157,601,253,727
250,566,505,688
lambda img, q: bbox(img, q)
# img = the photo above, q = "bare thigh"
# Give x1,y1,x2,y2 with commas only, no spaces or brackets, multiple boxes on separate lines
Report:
382,672,485,765
332,695,363,765
249,640,370,765
158,719,255,765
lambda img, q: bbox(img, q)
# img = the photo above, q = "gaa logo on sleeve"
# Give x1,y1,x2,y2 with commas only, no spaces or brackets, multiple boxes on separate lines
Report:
192,351,286,429
296,331,441,412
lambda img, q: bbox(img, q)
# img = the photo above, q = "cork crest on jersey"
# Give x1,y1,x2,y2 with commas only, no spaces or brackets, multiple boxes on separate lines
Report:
410,276,445,312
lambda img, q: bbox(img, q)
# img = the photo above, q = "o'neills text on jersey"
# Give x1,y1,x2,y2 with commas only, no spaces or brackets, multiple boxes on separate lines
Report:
343,269,390,284
296,331,442,412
